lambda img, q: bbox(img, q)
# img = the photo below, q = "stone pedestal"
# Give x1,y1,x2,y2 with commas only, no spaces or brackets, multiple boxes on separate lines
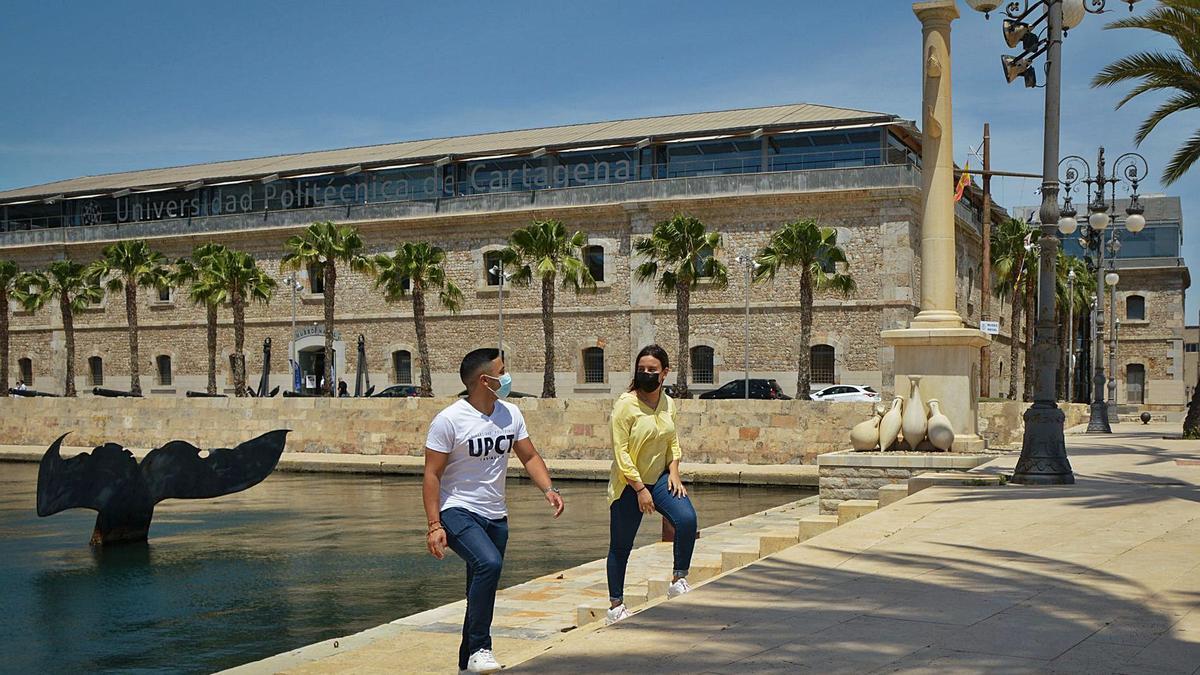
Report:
882,328,990,452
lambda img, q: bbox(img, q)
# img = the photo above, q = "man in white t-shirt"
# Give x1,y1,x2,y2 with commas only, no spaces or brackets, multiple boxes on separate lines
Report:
424,348,564,675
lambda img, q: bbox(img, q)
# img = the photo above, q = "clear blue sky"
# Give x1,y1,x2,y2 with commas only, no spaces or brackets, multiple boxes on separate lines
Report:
1,1,1195,319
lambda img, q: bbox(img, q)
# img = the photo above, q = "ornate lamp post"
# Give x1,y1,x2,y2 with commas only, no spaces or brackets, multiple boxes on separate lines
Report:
283,275,303,392
1107,271,1121,403
734,253,761,400
489,263,513,358
966,0,1142,483
1057,148,1146,431
1067,267,1076,402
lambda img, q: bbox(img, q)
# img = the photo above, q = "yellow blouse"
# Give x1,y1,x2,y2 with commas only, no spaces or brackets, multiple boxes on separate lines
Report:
606,391,682,504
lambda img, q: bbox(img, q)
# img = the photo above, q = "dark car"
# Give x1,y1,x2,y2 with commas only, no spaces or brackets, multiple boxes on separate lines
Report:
698,379,791,400
373,384,421,397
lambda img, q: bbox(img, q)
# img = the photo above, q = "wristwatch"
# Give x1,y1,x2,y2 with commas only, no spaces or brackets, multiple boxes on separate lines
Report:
545,486,561,495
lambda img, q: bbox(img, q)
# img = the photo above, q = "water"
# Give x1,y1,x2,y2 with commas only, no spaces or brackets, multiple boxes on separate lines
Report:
0,463,802,674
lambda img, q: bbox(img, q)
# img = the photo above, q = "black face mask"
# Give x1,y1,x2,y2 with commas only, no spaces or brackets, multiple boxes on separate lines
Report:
634,371,661,393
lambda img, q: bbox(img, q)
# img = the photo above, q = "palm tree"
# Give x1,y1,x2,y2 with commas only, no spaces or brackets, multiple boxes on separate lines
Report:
210,249,276,396
173,244,229,395
1056,252,1095,401
754,219,856,400
633,214,728,398
991,217,1035,400
503,219,596,397
12,260,104,397
0,260,20,393
281,221,369,396
90,240,172,395
371,242,464,397
1093,1,1200,185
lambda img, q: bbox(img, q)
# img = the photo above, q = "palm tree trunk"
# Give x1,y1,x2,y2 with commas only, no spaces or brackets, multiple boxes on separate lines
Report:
0,288,8,393
125,280,142,395
541,275,556,398
1007,268,1024,401
324,263,337,397
61,296,76,397
206,303,218,395
675,282,691,398
1023,272,1036,402
797,268,814,400
412,287,433,397
232,288,246,397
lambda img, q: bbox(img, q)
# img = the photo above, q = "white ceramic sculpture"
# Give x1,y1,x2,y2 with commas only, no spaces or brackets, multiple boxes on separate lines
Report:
879,396,904,451
926,398,955,451
850,407,883,451
902,375,928,449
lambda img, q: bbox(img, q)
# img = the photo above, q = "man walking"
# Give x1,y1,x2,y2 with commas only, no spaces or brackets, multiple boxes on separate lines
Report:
424,348,564,674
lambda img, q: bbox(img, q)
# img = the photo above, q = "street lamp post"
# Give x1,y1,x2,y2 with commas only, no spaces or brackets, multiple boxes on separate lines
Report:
734,253,761,400
968,0,1143,483
1068,267,1076,402
283,275,302,392
490,264,513,358
1108,270,1121,403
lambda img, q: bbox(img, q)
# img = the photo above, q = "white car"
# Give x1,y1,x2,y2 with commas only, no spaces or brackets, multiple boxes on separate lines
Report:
810,385,880,402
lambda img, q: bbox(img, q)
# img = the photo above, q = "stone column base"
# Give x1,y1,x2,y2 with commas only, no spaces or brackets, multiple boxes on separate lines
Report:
881,327,991,452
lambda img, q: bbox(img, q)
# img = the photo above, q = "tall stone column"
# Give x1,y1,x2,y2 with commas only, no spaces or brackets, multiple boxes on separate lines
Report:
881,0,990,451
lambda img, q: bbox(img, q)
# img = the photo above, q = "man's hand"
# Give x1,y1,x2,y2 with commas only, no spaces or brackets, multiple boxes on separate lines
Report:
545,489,565,518
427,528,447,559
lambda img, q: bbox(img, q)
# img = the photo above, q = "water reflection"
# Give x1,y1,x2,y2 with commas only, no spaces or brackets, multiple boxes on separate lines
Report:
0,463,802,673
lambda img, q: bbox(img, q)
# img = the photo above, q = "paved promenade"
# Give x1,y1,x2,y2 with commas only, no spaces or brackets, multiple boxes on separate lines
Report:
512,424,1200,674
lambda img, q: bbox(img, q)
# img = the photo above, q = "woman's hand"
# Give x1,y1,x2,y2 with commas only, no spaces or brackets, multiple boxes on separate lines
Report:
636,486,656,514
668,473,688,498
427,527,447,559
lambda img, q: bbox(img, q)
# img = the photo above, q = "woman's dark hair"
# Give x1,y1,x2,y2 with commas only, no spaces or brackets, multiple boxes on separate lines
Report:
628,344,671,392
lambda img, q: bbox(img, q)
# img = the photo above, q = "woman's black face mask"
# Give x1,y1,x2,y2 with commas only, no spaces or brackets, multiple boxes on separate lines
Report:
634,371,661,393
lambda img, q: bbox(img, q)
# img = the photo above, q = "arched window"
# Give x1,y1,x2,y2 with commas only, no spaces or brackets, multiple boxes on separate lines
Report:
88,356,104,387
690,345,715,384
583,245,605,282
156,355,173,387
308,263,325,294
811,344,836,385
18,357,33,385
583,347,605,384
484,251,503,286
393,350,412,384
1126,294,1146,321
693,247,714,278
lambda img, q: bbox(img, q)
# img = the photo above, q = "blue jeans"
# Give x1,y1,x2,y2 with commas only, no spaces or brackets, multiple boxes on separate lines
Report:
441,507,509,670
607,471,698,602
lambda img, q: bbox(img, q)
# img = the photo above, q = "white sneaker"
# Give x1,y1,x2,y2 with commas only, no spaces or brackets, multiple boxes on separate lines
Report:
464,648,502,674
667,577,692,598
605,603,632,625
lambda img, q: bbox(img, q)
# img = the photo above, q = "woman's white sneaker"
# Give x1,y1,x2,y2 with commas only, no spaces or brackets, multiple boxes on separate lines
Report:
465,648,502,674
605,603,632,625
667,577,692,598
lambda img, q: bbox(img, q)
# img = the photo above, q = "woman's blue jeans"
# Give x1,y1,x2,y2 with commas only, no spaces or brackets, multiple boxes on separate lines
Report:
441,507,509,670
607,471,698,603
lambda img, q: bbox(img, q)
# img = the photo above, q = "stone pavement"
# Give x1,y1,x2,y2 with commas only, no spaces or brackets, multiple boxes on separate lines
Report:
510,424,1200,674
224,495,818,674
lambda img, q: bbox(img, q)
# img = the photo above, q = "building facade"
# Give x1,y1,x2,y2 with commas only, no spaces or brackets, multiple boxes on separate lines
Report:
1,103,1000,398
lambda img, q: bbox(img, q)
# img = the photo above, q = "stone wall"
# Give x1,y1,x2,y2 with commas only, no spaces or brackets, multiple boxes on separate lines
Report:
817,451,993,515
977,401,1091,447
0,396,875,466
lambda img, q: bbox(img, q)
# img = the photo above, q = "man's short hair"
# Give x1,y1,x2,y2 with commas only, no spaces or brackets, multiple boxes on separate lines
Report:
460,348,502,386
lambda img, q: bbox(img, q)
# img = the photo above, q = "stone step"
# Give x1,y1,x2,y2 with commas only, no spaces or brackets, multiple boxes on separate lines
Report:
837,499,879,526
577,603,609,627
798,514,839,541
907,471,1003,495
757,530,801,557
877,483,910,508
720,546,761,571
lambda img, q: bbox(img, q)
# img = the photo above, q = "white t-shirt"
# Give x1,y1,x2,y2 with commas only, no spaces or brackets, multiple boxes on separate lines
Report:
426,399,529,519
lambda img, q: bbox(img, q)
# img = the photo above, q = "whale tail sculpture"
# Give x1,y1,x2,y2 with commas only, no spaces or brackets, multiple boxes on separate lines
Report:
37,429,290,546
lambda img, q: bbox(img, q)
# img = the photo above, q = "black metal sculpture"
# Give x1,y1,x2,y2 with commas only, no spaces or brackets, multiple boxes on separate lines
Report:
36,429,289,546
256,338,272,397
354,334,369,397
92,387,141,398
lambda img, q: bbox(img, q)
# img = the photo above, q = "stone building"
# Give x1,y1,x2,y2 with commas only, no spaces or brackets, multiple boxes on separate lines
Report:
0,103,1003,398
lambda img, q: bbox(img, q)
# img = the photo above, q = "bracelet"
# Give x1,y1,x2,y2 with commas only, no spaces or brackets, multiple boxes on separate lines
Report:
427,525,444,535
635,485,648,494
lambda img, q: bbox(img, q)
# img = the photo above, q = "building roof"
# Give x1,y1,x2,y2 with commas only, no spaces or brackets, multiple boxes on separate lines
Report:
0,102,897,203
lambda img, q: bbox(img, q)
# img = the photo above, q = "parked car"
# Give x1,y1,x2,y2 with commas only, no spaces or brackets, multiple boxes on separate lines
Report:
373,384,421,397
698,379,791,400
809,384,879,402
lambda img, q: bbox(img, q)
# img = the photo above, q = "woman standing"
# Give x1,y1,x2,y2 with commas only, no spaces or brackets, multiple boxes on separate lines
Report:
605,344,698,625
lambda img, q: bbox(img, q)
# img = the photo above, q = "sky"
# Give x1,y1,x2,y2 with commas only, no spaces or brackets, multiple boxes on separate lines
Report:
1,0,1195,318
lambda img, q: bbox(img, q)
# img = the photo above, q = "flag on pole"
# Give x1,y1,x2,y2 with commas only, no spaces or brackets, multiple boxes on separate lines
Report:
954,162,971,202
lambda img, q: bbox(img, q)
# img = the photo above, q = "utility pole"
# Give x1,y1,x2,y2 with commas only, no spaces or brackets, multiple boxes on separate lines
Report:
980,122,992,397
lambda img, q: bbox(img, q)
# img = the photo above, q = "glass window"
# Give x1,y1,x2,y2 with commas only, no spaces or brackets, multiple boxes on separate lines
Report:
691,346,715,384
556,148,640,188
1126,295,1146,321
157,285,171,302
484,251,503,286
768,130,884,172
811,345,836,384
309,264,325,294
1186,343,1199,353
156,355,173,387
584,245,605,282
18,358,32,385
88,356,103,387
694,246,714,278
583,347,605,384
664,139,763,178
392,350,412,384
